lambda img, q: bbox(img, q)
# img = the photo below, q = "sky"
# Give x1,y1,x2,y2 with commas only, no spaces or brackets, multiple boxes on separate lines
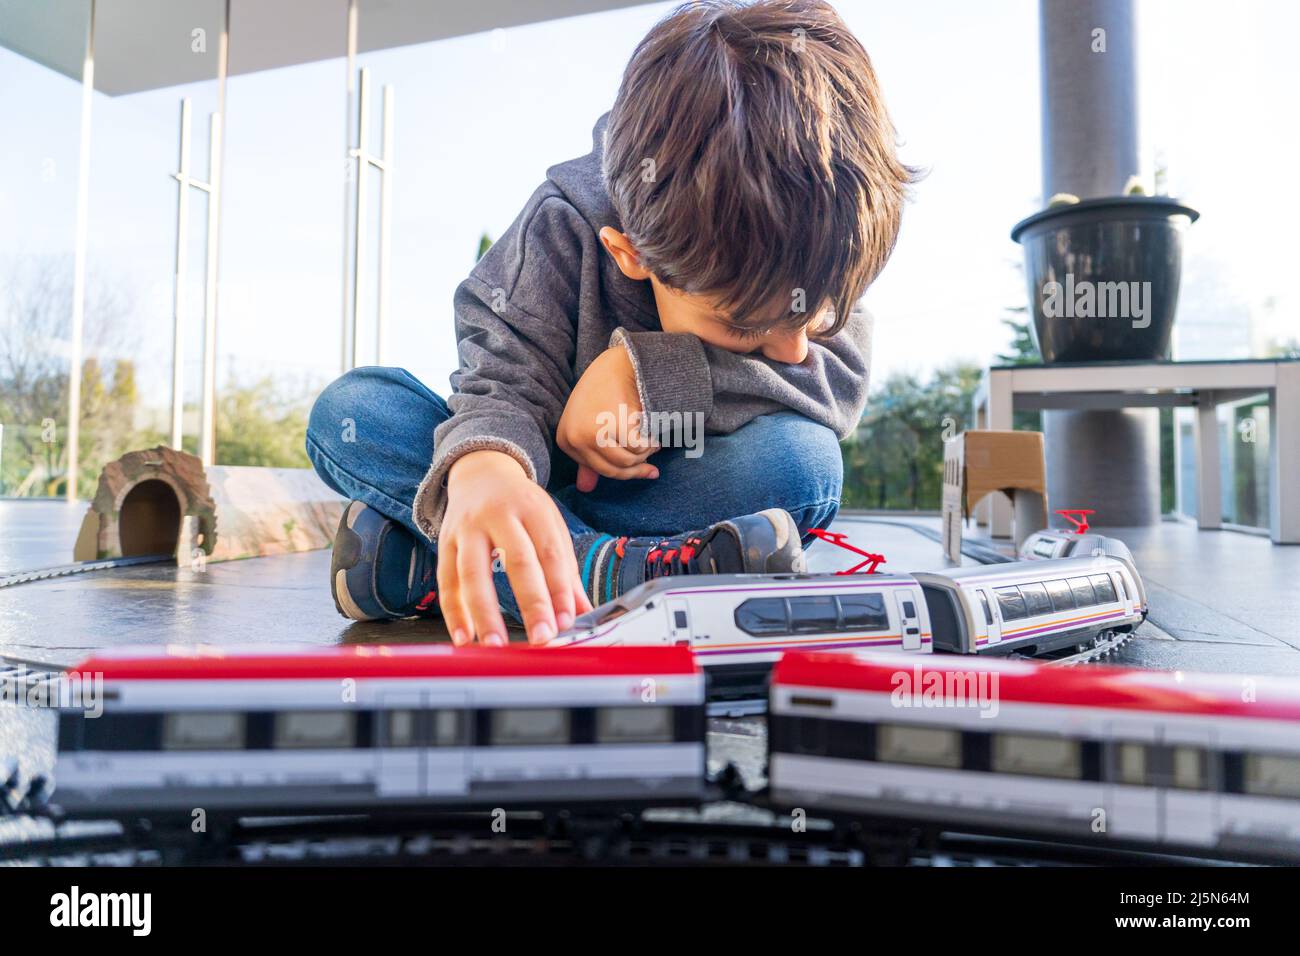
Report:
1,0,1298,427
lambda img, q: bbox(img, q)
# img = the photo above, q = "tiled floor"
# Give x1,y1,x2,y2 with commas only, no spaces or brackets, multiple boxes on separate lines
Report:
1,500,1296,675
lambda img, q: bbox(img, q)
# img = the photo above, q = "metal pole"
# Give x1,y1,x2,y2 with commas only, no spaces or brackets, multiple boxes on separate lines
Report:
170,98,193,451
376,83,394,366
342,0,358,372
199,3,229,468
66,0,95,502
350,67,370,372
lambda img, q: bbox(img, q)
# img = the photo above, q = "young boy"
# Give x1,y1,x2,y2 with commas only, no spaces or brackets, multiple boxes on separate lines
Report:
305,0,912,647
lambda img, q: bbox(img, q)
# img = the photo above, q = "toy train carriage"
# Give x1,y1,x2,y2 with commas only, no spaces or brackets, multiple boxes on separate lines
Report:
55,644,705,816
769,651,1300,862
550,573,932,697
914,555,1144,656
1018,532,1149,610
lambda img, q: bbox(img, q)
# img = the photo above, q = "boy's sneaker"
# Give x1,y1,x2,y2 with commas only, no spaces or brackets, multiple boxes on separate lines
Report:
331,501,439,621
574,508,806,607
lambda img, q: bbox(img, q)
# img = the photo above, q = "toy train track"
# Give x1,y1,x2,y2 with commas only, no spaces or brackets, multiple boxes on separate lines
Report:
0,808,1234,867
0,553,172,591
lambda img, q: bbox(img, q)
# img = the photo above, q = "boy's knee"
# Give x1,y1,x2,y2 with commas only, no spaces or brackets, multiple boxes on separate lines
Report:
307,369,364,457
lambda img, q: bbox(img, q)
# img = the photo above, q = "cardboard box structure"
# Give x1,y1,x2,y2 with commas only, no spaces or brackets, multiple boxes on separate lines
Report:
73,445,344,566
942,430,1048,561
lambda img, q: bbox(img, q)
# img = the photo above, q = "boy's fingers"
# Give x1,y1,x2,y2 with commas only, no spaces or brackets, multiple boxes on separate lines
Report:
456,534,507,646
496,524,558,645
435,538,470,646
576,464,598,493
522,512,582,637
585,455,660,482
573,581,594,615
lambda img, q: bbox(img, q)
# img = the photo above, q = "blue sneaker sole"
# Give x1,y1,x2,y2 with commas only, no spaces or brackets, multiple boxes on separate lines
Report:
331,501,399,621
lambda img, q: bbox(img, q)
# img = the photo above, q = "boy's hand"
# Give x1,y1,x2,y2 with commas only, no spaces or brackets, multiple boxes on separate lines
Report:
557,345,659,491
440,450,592,646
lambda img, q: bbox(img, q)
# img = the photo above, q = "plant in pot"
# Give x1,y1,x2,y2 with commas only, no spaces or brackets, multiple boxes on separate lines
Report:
1010,178,1199,364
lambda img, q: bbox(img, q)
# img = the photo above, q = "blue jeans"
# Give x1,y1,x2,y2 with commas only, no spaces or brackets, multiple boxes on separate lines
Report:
305,367,843,615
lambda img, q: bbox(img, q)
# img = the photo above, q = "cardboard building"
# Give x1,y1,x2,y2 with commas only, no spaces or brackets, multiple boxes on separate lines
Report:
942,430,1048,562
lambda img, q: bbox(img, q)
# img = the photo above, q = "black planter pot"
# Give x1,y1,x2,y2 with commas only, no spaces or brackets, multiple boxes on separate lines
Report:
1011,196,1199,363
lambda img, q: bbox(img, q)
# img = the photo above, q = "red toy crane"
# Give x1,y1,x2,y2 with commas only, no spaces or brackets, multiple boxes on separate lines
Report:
1055,509,1095,535
807,528,886,575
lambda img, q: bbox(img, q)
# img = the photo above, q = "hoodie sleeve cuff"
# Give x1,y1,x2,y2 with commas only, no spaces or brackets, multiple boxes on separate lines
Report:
412,433,542,543
610,328,714,424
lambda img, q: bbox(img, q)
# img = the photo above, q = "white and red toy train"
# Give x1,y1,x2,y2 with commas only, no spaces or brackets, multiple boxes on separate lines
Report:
55,644,706,815
51,643,1300,861
550,550,1146,694
769,651,1300,861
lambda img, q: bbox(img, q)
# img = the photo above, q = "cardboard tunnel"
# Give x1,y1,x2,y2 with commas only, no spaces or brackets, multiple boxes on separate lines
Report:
73,445,344,565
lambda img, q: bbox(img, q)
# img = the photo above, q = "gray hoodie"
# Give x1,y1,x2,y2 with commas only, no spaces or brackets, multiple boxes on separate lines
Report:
413,115,873,540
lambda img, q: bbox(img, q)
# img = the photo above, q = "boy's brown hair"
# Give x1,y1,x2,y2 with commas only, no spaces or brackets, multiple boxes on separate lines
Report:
603,0,915,337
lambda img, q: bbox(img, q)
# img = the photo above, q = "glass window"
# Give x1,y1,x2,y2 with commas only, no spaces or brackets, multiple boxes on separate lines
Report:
672,609,688,629
163,712,245,750
994,586,1027,621
491,708,570,746
1090,574,1118,604
1043,579,1075,612
596,706,674,744
1033,538,1059,558
1243,753,1300,800
1069,577,1097,607
274,712,355,749
992,733,1081,779
1116,742,1148,785
788,596,839,633
837,593,889,630
876,723,962,769
1171,746,1208,790
734,598,788,635
431,710,463,747
384,710,417,747
977,590,993,625
1019,582,1053,617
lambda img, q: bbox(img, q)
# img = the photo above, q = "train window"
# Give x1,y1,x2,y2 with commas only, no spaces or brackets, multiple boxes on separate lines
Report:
993,586,1027,622
1116,742,1148,785
877,723,962,769
1033,538,1059,558
1243,753,1300,799
491,708,571,746
273,712,355,749
1170,746,1208,790
1089,574,1118,604
162,712,245,751
432,710,464,746
837,593,889,630
735,598,789,636
1019,583,1053,617
1043,579,1075,612
788,596,839,633
596,706,674,744
1068,577,1097,607
384,711,418,748
992,733,1081,779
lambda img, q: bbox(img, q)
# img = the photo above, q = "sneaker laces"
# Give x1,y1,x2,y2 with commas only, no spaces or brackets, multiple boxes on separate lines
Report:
643,535,703,579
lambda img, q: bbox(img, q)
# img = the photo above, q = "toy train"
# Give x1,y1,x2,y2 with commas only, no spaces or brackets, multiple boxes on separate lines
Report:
51,643,1300,862
53,645,706,816
549,547,1146,696
769,651,1300,862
